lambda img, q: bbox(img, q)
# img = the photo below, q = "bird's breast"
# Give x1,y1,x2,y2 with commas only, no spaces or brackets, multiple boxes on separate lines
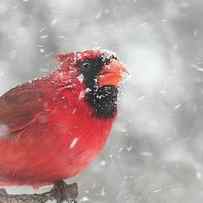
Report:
0,90,115,186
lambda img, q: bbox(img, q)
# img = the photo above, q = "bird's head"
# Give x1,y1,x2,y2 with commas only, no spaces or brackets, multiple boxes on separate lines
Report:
56,49,127,118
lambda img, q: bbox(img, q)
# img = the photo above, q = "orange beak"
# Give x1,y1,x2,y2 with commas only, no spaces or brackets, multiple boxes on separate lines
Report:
98,59,127,87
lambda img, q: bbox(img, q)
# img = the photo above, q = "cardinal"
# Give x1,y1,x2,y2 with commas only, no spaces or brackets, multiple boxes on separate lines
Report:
0,49,126,200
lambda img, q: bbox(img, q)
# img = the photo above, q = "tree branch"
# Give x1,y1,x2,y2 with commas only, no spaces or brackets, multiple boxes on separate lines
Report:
0,181,78,203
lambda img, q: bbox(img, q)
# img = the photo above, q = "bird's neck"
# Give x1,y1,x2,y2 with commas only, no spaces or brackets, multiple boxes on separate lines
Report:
85,85,118,118
50,68,118,119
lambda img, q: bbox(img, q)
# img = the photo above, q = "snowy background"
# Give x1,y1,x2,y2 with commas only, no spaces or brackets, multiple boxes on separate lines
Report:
1,0,203,202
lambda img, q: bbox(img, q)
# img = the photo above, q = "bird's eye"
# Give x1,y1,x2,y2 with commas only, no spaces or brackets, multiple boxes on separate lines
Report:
78,58,103,87
80,60,93,74
82,62,91,69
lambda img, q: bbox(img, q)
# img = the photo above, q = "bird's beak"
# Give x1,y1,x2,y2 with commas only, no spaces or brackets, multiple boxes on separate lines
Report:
98,59,128,87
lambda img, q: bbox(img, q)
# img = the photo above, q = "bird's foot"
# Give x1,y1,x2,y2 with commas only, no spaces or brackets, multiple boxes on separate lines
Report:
51,180,78,203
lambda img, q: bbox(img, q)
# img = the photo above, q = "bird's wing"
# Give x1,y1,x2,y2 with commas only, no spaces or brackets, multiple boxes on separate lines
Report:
0,80,53,134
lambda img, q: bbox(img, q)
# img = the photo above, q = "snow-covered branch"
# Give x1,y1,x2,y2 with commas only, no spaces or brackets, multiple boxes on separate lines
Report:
0,181,78,203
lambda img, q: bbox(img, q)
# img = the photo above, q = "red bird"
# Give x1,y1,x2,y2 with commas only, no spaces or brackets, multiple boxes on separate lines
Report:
0,49,126,187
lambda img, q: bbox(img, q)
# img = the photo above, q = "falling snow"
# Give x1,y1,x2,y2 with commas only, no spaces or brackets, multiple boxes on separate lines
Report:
80,196,89,202
0,124,9,137
77,74,84,83
69,137,79,149
0,0,203,203
99,160,106,167
40,35,49,39
78,91,85,101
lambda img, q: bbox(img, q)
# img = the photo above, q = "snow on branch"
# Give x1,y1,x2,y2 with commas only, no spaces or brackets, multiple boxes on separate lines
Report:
0,181,78,203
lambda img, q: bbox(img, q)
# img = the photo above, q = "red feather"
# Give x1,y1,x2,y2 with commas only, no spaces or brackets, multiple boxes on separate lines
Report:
0,50,124,187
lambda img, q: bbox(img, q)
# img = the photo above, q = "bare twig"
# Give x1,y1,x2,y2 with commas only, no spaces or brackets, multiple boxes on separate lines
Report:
0,181,78,203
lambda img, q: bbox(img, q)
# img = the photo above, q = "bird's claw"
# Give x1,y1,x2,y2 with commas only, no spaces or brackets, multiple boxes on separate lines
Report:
52,180,78,203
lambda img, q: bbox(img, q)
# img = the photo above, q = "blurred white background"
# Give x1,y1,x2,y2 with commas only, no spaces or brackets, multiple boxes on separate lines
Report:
1,0,203,202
